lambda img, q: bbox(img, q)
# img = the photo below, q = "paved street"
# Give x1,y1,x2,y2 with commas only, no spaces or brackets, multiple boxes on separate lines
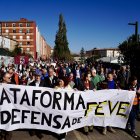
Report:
11,121,140,140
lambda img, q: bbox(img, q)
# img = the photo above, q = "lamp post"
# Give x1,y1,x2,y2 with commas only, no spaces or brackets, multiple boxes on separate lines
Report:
128,21,139,43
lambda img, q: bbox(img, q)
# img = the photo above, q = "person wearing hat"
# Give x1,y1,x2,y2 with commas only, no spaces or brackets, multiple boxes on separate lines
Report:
29,71,46,139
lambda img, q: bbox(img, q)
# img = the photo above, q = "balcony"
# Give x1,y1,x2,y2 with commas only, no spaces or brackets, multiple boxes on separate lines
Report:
2,27,34,29
21,45,34,48
16,39,34,41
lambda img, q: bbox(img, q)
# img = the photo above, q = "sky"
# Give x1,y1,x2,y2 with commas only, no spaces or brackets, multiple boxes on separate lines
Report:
0,0,140,53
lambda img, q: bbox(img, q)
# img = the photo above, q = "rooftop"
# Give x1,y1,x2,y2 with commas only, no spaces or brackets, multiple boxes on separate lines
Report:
86,48,119,52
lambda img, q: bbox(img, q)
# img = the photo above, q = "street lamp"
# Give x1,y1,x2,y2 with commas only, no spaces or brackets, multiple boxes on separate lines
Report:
128,21,139,43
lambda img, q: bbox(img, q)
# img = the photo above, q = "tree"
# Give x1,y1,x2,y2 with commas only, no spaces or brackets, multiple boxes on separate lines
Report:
80,47,85,63
11,44,22,56
53,14,71,61
118,34,140,80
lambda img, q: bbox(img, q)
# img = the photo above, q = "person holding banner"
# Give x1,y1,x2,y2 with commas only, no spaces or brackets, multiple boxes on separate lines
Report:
82,72,94,135
0,72,13,140
90,68,103,90
28,71,47,139
68,73,76,89
126,76,140,138
55,79,66,89
102,73,116,135
45,67,58,88
54,78,73,140
29,72,46,87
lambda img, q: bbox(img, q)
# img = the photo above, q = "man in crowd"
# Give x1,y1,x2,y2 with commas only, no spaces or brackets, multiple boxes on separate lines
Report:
102,73,116,135
29,71,47,139
117,66,128,89
90,68,103,90
30,71,46,87
41,67,48,80
0,72,13,140
45,67,58,88
126,76,140,138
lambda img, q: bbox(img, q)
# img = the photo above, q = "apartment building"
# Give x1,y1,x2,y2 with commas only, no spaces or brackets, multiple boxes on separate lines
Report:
0,18,51,59
86,48,120,58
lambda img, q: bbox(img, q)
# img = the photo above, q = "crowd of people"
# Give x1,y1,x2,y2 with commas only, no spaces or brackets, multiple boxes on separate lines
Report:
0,60,140,140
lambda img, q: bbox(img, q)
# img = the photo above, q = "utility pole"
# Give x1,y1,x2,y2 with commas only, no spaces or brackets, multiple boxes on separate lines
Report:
128,21,139,43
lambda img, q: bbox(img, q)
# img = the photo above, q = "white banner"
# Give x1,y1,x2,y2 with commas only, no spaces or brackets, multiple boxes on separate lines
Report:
0,84,135,134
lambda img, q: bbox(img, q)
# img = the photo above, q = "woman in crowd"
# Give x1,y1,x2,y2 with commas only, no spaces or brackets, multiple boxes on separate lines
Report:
82,72,94,135
55,78,73,140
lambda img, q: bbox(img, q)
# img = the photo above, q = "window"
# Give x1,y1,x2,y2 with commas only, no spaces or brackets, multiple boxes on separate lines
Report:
19,29,22,33
13,36,16,39
12,23,16,27
13,29,16,33
26,48,30,51
26,23,30,27
26,29,30,33
19,42,22,47
5,23,8,27
19,36,23,40
5,29,9,33
19,23,22,27
27,41,30,45
26,36,30,40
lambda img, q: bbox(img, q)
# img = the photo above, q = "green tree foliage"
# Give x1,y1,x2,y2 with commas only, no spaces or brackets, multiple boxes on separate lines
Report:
0,48,12,56
80,47,85,63
118,34,140,79
11,44,22,56
10,45,33,58
53,14,71,61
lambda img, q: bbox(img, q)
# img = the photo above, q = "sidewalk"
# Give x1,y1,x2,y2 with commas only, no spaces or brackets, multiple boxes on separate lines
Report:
11,103,140,140
11,124,140,140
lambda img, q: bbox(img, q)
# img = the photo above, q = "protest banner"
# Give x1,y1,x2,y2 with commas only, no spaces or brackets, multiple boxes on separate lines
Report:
0,84,135,134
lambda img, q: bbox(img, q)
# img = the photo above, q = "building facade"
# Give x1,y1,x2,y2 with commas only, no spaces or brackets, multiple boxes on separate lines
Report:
36,27,51,60
86,48,120,58
40,36,51,60
0,36,18,51
0,18,51,59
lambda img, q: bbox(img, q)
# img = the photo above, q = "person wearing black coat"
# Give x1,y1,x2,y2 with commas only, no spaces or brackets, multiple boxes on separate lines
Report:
44,67,58,88
29,72,46,139
45,67,66,140
29,79,46,87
